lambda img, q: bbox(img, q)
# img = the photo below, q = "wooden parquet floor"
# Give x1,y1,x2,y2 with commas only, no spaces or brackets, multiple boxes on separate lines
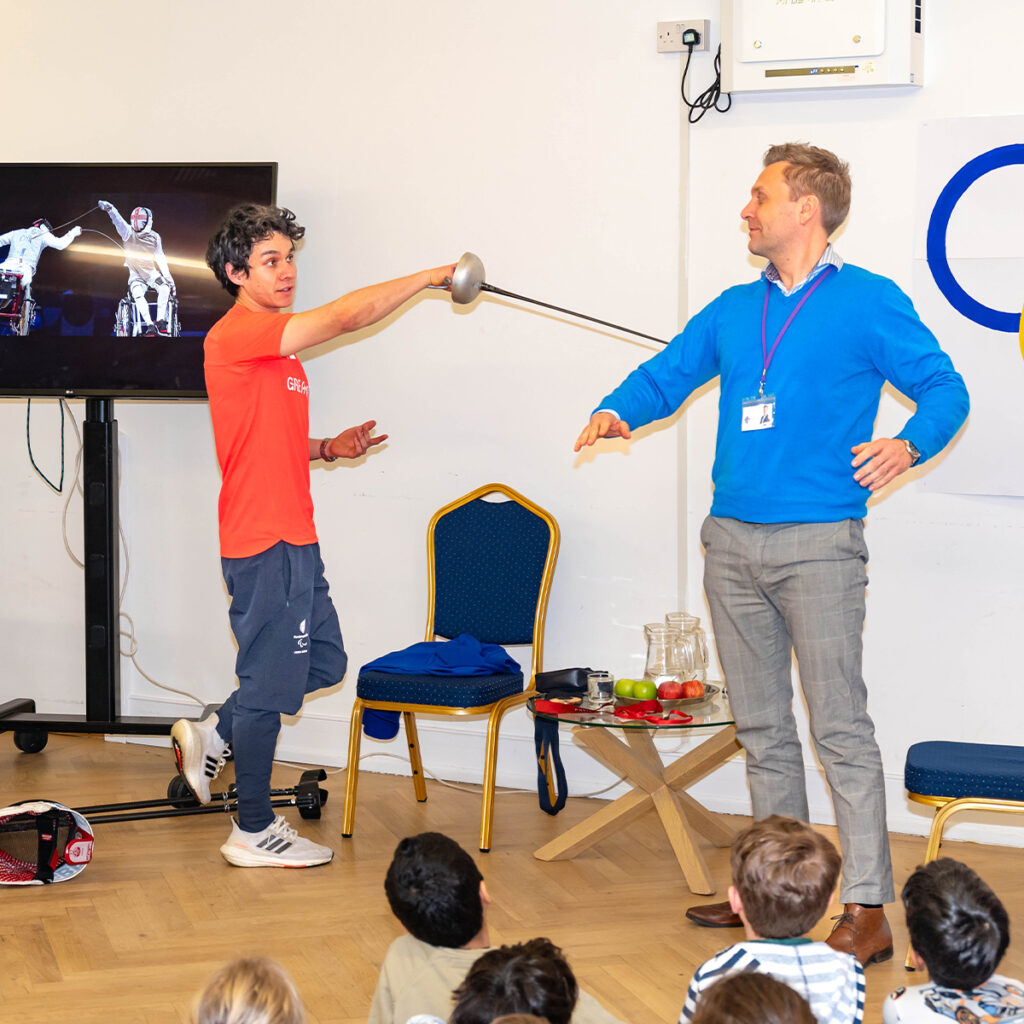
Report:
1,733,1021,1023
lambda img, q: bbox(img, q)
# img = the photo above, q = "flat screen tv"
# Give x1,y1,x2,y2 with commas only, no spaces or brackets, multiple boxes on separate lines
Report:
0,162,276,398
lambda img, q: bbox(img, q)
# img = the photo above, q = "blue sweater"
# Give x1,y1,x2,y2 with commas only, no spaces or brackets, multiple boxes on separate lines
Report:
598,265,969,523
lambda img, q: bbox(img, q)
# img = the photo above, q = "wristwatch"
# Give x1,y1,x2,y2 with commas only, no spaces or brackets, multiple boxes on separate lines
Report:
897,438,920,466
319,438,337,463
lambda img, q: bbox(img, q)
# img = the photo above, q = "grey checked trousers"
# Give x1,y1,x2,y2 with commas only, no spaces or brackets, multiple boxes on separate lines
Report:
701,515,894,905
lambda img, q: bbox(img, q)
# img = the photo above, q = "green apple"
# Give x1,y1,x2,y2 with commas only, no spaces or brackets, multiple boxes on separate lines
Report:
614,678,637,698
632,680,658,701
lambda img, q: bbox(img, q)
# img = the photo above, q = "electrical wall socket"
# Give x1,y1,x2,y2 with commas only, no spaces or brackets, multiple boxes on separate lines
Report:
657,19,710,53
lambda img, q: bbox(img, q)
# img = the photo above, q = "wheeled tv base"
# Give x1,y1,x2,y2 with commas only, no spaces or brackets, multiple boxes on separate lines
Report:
0,697,180,753
76,768,329,825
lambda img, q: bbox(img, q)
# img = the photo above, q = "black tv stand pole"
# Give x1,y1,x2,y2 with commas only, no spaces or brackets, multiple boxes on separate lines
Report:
0,397,180,746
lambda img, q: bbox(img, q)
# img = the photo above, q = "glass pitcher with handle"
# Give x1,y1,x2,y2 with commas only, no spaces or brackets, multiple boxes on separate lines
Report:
665,612,709,684
643,623,683,685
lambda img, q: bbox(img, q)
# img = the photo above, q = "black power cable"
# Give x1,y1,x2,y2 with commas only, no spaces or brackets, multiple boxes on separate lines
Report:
26,398,66,493
681,40,732,123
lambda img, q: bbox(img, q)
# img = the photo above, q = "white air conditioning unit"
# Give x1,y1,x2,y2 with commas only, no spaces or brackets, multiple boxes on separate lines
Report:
721,0,923,93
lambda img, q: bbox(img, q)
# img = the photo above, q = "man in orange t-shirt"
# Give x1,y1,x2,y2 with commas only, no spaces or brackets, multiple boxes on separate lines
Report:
171,202,455,868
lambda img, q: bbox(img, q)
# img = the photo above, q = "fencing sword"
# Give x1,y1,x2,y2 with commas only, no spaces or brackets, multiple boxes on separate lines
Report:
444,251,668,346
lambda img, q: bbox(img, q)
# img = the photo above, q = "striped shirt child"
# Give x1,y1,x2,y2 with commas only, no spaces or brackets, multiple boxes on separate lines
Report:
680,938,864,1024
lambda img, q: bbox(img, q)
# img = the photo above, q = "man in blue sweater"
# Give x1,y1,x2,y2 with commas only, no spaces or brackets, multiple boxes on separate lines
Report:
574,143,969,967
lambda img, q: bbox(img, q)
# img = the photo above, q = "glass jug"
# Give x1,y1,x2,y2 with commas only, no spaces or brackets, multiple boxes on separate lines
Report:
665,612,709,684
643,623,682,685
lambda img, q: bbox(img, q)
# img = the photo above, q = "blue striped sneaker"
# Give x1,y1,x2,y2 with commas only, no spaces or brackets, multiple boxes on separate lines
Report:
220,816,333,868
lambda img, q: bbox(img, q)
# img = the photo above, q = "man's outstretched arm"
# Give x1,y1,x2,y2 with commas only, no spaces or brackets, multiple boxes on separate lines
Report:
281,264,456,357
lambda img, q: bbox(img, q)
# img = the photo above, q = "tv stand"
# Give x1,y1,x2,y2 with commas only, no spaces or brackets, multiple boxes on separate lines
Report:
0,397,179,750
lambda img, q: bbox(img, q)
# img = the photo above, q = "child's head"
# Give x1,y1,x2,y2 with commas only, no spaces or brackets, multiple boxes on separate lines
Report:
195,957,304,1024
729,815,841,939
384,832,484,948
450,938,577,1024
691,972,815,1024
902,857,1009,989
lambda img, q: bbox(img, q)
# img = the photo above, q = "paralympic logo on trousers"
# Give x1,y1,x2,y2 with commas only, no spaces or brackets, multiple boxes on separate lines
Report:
293,619,309,656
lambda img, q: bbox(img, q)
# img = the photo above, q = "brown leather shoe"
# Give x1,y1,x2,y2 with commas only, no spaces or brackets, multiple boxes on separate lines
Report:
825,904,894,966
685,899,743,928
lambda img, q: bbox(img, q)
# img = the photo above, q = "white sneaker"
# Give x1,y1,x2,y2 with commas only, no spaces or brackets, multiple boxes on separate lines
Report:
220,816,334,868
171,714,231,805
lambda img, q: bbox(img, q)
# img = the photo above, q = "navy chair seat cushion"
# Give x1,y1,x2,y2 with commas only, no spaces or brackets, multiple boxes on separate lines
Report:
357,669,524,708
905,741,1024,802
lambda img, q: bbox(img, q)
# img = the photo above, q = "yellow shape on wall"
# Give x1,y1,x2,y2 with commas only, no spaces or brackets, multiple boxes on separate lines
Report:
1020,303,1024,363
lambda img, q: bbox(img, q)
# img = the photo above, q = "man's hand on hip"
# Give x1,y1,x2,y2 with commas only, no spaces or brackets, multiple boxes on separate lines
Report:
851,438,913,491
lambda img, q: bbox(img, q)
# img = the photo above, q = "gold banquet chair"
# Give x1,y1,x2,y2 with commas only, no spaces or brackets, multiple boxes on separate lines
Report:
902,740,1024,968
342,483,560,852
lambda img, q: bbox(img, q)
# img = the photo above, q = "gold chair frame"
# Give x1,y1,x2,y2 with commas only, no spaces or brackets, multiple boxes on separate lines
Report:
903,791,1024,968
342,483,560,852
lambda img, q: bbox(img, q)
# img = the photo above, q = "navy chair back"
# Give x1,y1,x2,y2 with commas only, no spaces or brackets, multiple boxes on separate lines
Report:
343,483,560,852
431,496,553,646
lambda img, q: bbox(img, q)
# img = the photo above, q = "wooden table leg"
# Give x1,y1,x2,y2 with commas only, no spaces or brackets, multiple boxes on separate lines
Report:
622,729,716,893
663,725,742,848
534,785,657,862
534,727,661,862
534,723,740,895
664,724,742,789
650,785,715,894
673,789,738,849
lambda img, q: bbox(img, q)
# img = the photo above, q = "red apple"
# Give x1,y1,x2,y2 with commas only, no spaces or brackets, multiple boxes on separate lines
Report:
657,680,685,700
681,679,705,698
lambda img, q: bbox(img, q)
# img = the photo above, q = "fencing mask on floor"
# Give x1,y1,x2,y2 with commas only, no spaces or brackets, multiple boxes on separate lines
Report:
0,800,94,885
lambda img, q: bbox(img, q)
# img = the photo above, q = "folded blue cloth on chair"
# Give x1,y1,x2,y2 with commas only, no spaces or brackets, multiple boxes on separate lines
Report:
360,635,521,740
361,633,520,676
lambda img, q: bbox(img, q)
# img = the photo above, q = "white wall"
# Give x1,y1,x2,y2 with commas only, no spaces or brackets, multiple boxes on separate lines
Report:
0,2,682,787
2,2,1022,848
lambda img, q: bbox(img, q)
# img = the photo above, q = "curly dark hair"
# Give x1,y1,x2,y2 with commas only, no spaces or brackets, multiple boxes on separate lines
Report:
902,858,1010,990
384,833,484,948
450,939,578,1024
205,203,305,297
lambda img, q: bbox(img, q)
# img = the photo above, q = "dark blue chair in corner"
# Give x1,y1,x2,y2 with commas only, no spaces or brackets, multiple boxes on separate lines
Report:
341,483,560,852
905,741,1024,862
903,740,1024,967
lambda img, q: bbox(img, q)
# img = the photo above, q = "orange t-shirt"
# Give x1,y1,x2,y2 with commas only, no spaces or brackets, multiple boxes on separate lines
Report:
204,305,317,558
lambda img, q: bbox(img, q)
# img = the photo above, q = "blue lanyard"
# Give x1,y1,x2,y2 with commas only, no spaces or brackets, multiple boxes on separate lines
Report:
759,264,836,397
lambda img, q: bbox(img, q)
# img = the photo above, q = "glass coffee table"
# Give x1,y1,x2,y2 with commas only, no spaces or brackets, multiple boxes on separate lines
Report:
529,686,740,895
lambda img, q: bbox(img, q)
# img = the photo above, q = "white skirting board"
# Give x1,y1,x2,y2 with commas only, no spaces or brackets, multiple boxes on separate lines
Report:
115,691,1024,850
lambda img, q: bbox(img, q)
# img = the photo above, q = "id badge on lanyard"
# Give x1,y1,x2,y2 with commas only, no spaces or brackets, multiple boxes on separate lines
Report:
741,394,775,431
740,265,835,434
